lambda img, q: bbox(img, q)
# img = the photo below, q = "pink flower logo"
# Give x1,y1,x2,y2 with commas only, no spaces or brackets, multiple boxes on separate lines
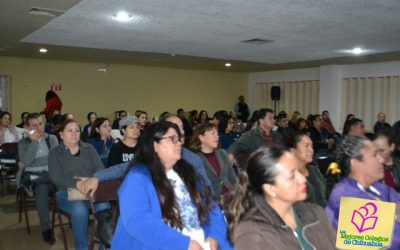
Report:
351,202,378,233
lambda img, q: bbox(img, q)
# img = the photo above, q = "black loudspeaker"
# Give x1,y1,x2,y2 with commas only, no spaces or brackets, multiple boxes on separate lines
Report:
271,86,281,100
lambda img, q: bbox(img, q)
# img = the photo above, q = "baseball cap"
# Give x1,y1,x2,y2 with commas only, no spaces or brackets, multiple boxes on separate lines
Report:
119,116,140,129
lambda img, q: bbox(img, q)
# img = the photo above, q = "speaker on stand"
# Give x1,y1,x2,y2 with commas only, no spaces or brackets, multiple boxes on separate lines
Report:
271,86,281,115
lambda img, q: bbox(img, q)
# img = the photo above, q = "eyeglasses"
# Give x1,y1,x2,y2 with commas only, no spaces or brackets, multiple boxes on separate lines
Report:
158,135,183,144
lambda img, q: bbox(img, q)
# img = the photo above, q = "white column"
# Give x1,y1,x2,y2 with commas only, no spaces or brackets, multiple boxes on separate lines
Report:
319,65,343,131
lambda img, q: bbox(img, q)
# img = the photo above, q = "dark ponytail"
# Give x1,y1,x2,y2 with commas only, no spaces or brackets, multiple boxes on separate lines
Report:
224,172,253,243
224,146,288,243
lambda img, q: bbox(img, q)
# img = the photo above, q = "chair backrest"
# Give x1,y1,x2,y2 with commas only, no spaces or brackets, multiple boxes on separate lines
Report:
0,143,18,155
91,179,121,203
315,157,335,175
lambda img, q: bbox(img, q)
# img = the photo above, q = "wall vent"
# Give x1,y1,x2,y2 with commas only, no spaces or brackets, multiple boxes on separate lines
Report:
28,7,65,18
241,38,274,45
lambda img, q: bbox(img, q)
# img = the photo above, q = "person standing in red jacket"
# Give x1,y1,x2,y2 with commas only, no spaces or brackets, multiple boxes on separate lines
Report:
41,90,62,123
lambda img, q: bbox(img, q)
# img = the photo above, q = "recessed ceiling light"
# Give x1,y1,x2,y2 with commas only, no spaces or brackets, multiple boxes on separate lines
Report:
113,11,132,22
39,48,48,53
339,47,370,55
225,63,232,67
112,12,146,23
351,47,363,55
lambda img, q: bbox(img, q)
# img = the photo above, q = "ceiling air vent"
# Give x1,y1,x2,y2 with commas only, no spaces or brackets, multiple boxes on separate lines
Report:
241,38,274,45
28,7,65,18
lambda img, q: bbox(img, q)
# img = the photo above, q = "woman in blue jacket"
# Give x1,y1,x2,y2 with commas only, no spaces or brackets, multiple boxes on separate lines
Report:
112,121,232,250
87,117,116,166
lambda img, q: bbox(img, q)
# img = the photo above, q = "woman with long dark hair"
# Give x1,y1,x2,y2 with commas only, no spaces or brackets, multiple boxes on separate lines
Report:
112,121,232,250
87,117,116,166
217,115,237,150
197,110,209,126
225,147,336,250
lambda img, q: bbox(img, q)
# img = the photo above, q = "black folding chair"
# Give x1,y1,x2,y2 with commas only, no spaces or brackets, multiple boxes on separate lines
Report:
0,143,18,196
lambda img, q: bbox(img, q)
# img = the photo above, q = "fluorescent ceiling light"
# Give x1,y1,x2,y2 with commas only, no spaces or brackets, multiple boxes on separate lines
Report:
225,63,232,67
39,48,48,53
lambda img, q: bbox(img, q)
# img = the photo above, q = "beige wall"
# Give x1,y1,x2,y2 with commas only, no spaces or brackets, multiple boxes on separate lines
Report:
0,56,247,125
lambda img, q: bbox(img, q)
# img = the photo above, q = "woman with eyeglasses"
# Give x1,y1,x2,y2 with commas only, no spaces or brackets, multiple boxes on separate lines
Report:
112,121,232,250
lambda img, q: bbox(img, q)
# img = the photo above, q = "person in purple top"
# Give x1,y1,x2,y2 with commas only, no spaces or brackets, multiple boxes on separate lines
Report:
326,135,400,250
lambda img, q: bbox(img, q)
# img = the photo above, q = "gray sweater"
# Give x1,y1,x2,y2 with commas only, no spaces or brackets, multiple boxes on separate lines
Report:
197,149,237,198
18,133,59,171
49,141,104,190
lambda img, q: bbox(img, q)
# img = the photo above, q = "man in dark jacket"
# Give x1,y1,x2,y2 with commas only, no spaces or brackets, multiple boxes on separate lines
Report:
374,112,391,134
234,95,250,123
228,108,282,167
